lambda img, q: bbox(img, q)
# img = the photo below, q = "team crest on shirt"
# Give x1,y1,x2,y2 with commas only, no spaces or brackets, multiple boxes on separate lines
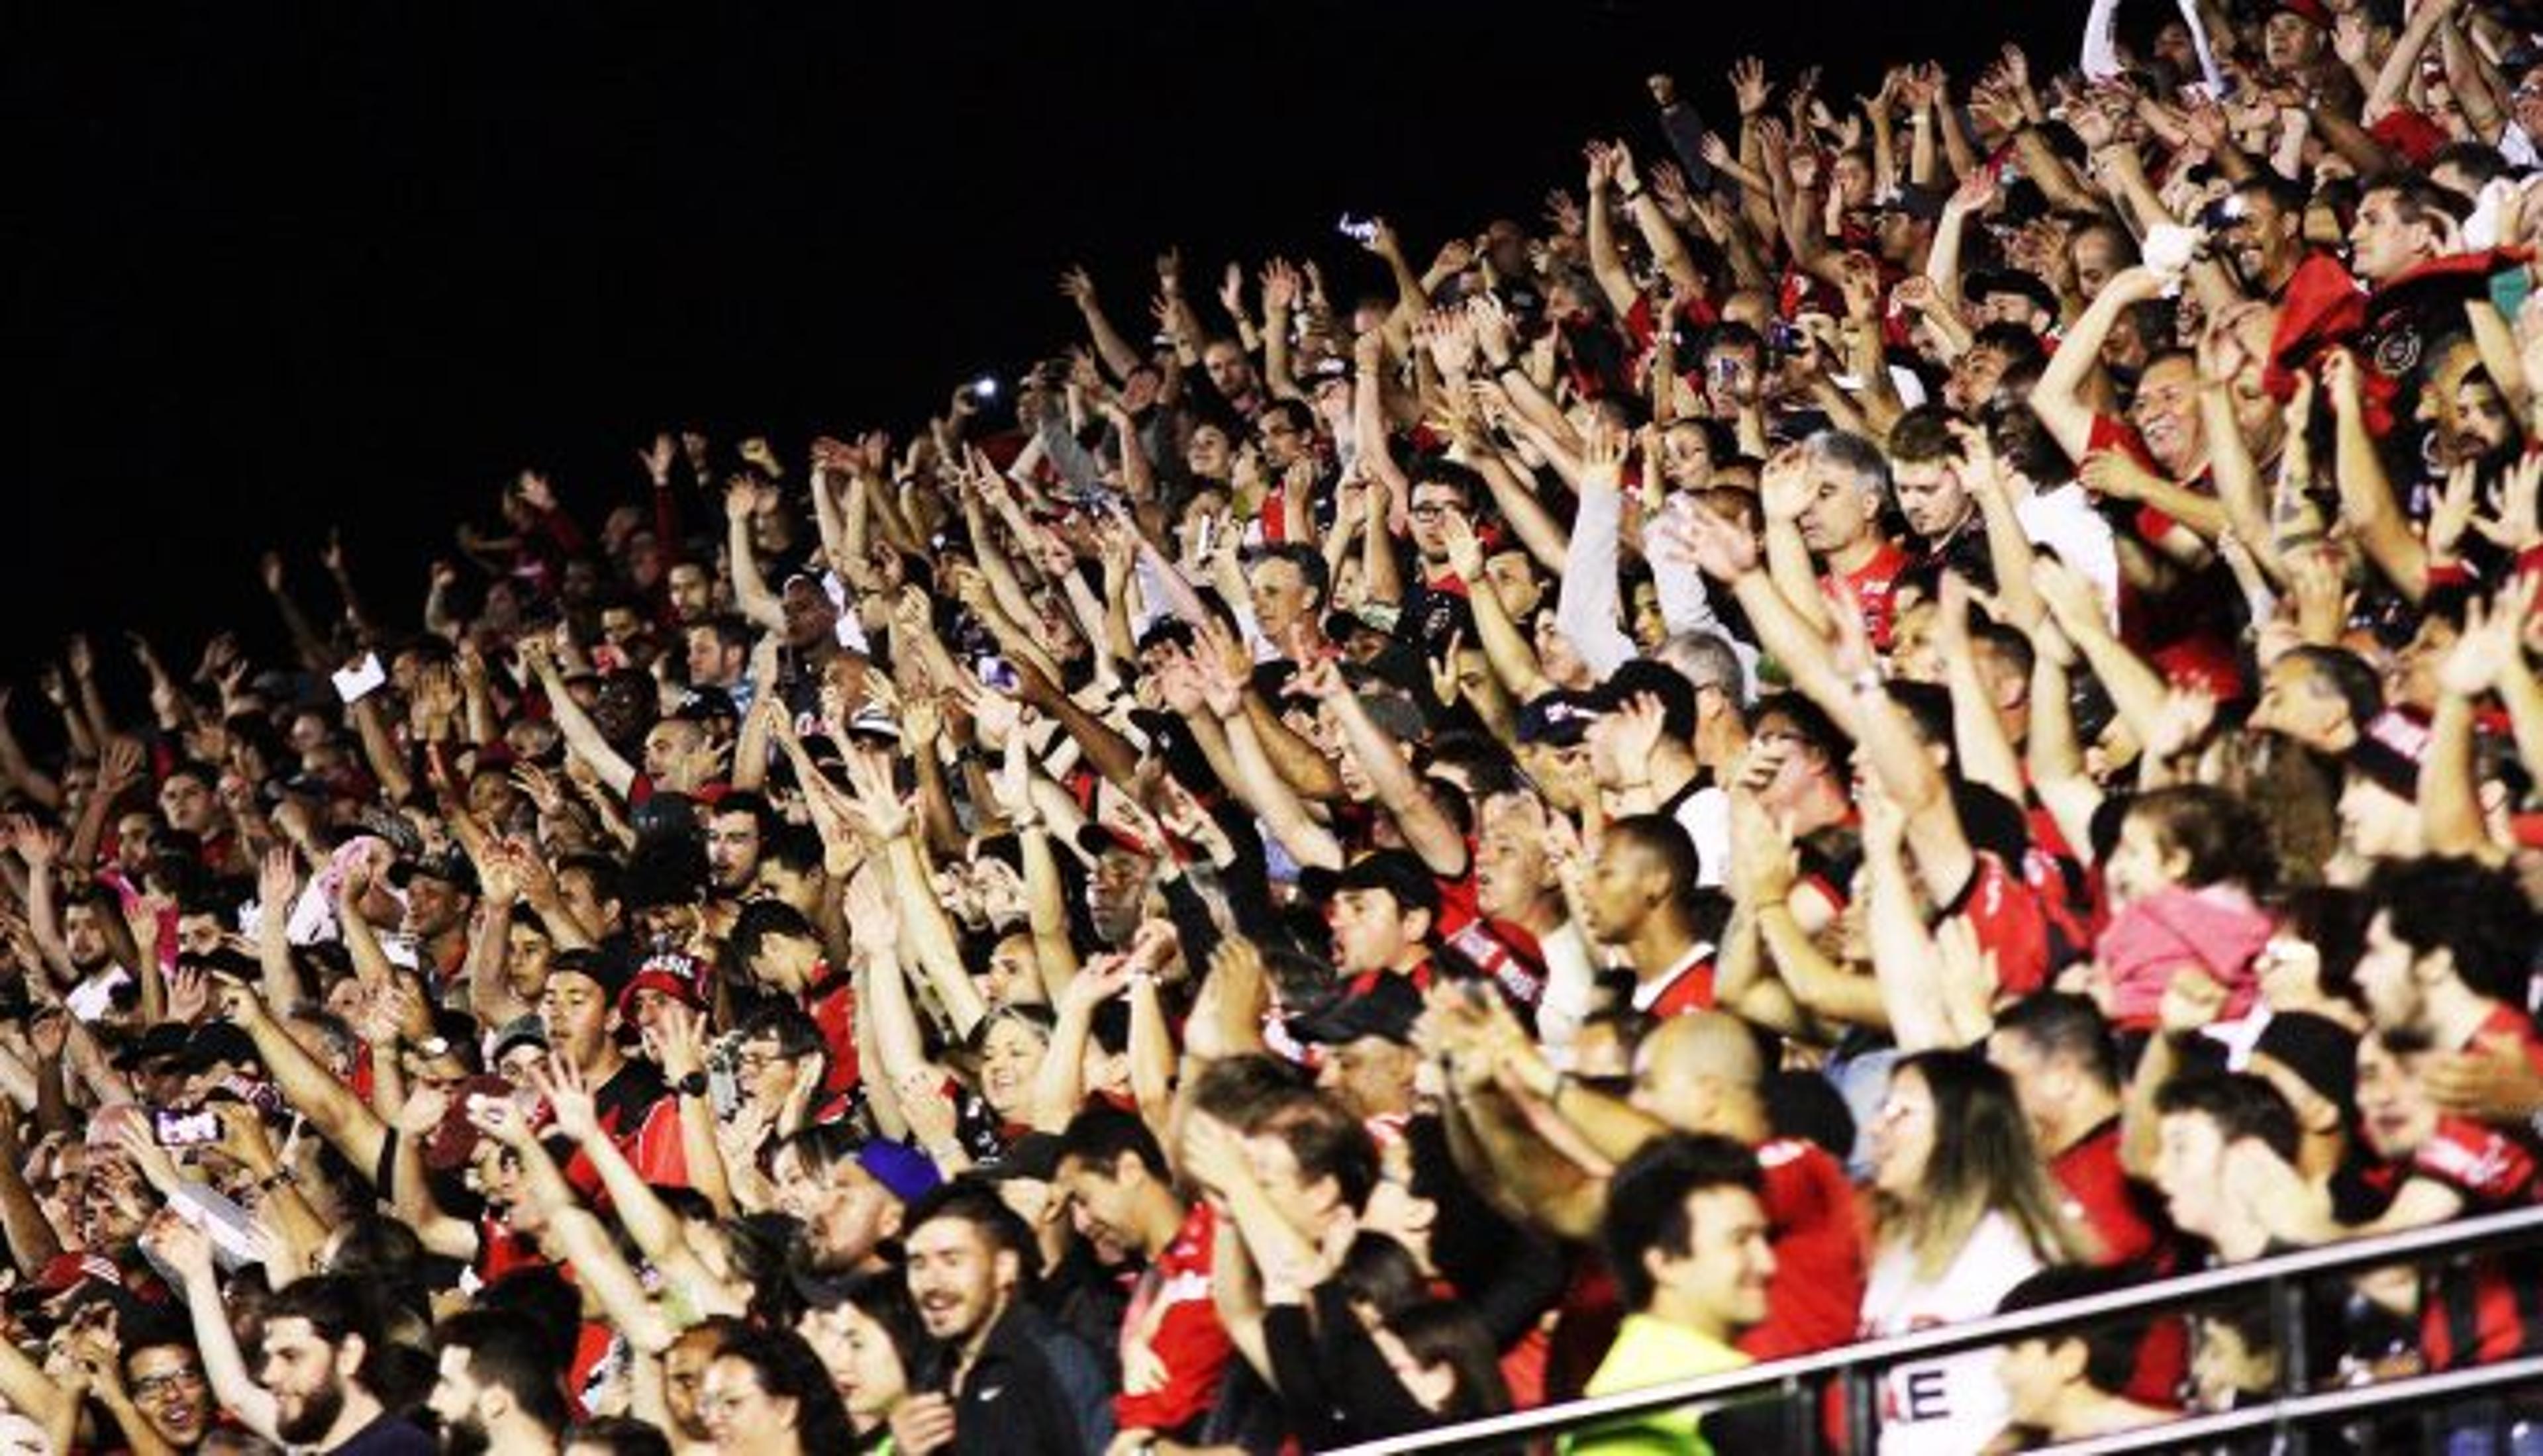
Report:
2372,325,2422,379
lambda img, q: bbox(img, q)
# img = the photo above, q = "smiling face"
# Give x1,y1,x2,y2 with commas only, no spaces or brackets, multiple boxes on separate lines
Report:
126,1343,210,1447
258,1317,355,1447
2128,356,2205,475
905,1216,1009,1344
977,1017,1045,1118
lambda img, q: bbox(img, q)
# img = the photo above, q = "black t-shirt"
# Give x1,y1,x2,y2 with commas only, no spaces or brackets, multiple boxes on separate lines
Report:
328,1412,434,1456
593,1058,668,1139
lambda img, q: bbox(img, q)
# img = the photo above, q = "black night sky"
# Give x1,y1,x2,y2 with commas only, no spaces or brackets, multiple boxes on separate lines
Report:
5,1,2075,701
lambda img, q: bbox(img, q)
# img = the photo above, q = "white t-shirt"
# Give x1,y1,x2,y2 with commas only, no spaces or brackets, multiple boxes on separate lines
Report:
1860,1211,2047,1456
2016,483,2120,628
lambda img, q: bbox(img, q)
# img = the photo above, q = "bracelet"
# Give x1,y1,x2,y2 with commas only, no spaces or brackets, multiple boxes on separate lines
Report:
256,1169,294,1192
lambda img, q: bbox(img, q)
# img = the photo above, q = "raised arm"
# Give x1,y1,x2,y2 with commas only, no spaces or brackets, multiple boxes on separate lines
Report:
2030,266,2169,464
525,642,638,799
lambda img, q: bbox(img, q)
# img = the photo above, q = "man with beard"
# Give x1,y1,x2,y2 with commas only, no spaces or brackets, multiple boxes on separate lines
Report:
2217,174,2307,303
388,850,477,983
428,1311,567,1455
258,1275,431,1453
770,1124,940,1275
894,1187,1113,1456
703,792,772,898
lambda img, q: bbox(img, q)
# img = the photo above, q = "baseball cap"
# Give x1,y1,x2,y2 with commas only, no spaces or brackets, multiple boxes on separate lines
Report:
617,949,711,1019
389,849,479,897
1298,848,1442,921
1515,689,1605,748
1875,185,1947,222
855,1140,947,1204
673,688,740,727
1288,973,1424,1047
546,947,629,1008
489,1014,549,1067
978,1132,1066,1183
1964,267,2061,320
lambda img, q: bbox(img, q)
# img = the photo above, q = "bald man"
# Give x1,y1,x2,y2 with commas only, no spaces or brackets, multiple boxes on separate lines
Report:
1454,1011,1866,1359
1579,815,1722,1017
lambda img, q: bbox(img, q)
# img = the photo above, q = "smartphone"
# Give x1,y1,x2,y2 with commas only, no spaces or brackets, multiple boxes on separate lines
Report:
154,1107,222,1148
1336,213,1379,246
976,656,1021,695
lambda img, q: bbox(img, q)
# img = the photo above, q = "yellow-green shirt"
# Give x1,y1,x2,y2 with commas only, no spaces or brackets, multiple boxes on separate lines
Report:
1560,1313,1751,1456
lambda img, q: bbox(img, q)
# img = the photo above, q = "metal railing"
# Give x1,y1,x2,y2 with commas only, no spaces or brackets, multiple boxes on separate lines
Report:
1332,1201,2543,1455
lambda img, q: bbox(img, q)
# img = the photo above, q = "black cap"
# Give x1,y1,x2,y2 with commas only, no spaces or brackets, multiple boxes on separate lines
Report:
1515,689,1604,748
629,792,703,843
1964,267,2061,321
1288,974,1424,1047
1299,848,1441,921
546,947,629,1007
1876,185,1947,222
674,687,740,726
389,848,479,897
979,1132,1067,1183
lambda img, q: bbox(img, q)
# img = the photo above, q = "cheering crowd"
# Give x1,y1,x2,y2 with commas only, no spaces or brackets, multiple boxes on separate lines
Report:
18,0,2543,1451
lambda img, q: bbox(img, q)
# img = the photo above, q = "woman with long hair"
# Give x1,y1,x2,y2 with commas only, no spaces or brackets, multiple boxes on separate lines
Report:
797,1271,939,1453
1861,1049,2083,1456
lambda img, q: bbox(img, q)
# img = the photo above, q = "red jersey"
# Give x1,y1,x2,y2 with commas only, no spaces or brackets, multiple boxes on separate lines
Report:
1115,1202,1236,1437
1826,540,1911,652
2081,416,2244,697
1632,944,1717,1019
2052,1122,2166,1267
1936,851,2052,1000
803,965,862,1096
2053,1121,2188,1406
1740,1137,1866,1361
2413,1115,2543,1371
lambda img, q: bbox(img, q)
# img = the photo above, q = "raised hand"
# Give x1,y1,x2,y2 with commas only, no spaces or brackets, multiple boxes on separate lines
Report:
1729,56,1771,117
2473,454,2543,554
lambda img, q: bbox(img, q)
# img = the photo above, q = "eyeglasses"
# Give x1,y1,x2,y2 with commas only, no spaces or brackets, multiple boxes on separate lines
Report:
1409,503,1456,521
132,1369,205,1399
736,1048,797,1077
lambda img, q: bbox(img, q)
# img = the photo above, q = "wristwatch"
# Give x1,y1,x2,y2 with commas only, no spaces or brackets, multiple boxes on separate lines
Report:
676,1071,711,1098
